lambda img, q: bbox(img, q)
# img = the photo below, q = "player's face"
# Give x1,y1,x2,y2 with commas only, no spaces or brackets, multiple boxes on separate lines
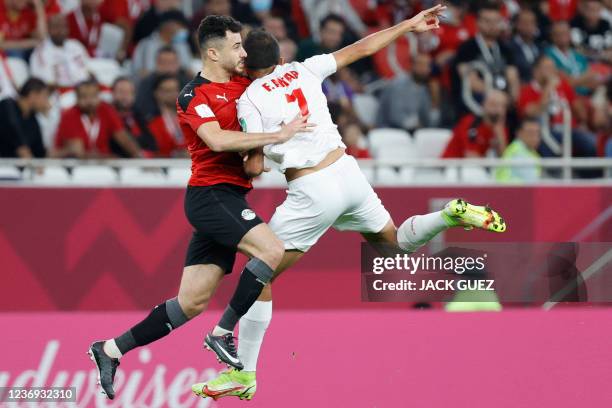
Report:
217,31,247,75
77,85,101,114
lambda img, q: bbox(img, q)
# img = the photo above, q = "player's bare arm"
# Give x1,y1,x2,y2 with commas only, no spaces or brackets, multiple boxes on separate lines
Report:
196,114,314,152
333,4,446,69
243,148,266,178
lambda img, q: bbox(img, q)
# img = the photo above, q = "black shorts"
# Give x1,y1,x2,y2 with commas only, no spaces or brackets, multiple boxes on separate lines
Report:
184,183,263,273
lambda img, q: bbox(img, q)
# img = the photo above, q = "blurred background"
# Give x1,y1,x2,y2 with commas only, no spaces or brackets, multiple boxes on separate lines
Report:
0,0,611,407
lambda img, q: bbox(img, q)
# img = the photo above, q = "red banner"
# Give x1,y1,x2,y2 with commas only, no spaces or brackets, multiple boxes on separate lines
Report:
0,186,610,311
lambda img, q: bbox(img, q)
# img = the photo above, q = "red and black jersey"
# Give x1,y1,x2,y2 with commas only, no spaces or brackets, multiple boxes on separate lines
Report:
177,73,252,188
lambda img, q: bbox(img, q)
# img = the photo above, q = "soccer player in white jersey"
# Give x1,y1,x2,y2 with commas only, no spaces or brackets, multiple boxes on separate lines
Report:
193,4,507,401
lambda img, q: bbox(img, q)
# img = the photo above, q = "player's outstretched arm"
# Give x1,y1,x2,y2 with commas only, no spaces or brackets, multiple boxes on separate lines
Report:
333,4,446,70
196,115,314,152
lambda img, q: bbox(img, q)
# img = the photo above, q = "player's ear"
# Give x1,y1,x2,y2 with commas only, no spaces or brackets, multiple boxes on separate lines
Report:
206,47,220,62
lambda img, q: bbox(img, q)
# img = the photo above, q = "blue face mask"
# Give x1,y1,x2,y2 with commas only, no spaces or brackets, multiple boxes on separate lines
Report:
173,29,189,44
251,0,272,13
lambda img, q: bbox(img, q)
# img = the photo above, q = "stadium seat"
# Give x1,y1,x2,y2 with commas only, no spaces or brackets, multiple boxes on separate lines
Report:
375,167,398,185
352,94,379,127
376,142,415,161
413,128,452,158
31,166,70,184
167,167,191,185
59,91,77,109
368,128,411,157
0,166,22,180
6,58,29,89
358,164,375,183
119,168,167,185
460,166,492,183
412,169,446,184
87,58,121,88
72,166,118,184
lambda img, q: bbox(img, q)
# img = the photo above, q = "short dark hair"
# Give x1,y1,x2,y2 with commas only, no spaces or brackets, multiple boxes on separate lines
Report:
320,14,345,31
19,78,48,97
75,78,99,94
478,1,501,15
158,10,188,28
244,29,280,70
197,15,242,49
153,73,179,91
157,45,177,58
112,76,133,90
519,117,541,130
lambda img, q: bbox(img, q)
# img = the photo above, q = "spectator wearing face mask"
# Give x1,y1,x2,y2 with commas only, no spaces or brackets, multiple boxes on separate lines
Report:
132,10,192,77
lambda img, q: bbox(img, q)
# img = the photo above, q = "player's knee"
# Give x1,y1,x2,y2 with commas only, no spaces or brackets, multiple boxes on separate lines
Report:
178,292,210,318
261,238,284,269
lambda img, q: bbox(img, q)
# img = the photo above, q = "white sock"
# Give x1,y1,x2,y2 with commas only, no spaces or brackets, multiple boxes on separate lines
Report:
212,326,232,336
397,211,448,252
103,339,122,359
238,301,272,372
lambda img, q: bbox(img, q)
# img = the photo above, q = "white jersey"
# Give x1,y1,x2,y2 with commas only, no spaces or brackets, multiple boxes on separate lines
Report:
29,38,90,88
237,54,345,172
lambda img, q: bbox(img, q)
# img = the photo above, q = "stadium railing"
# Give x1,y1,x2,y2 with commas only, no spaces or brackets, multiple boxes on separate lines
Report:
0,157,610,186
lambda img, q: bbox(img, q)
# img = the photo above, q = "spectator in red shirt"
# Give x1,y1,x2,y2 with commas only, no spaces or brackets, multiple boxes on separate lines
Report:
543,0,578,22
111,76,157,157
341,121,371,159
442,89,509,158
53,79,143,158
147,73,186,157
430,0,476,68
66,0,119,57
0,0,47,57
518,55,597,159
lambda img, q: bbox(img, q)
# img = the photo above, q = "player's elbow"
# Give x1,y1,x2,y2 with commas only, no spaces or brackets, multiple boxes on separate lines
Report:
205,137,226,152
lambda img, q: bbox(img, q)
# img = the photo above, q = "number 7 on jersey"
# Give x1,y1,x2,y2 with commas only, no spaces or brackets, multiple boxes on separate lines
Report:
285,88,310,116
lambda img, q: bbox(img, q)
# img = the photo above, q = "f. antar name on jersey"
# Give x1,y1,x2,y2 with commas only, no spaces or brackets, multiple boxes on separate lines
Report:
176,74,253,188
260,71,300,92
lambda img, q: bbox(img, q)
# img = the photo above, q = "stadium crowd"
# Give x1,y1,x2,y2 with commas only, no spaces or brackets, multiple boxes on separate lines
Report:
0,0,610,181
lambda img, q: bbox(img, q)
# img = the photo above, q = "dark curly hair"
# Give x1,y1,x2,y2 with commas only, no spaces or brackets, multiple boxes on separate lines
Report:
197,15,242,50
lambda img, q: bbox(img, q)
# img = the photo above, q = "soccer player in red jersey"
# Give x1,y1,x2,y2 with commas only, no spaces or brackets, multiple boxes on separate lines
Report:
87,15,311,400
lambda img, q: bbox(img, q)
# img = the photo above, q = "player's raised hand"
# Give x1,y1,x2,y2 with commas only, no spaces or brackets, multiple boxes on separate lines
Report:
277,114,316,143
407,4,446,33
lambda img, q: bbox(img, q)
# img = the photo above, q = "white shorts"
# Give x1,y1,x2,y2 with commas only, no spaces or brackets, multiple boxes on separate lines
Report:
269,154,391,252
